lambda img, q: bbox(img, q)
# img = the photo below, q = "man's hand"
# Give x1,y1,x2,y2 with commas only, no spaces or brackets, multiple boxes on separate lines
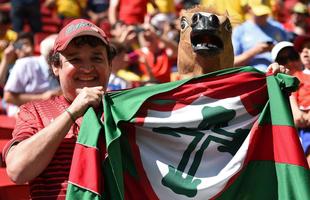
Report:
67,86,104,120
266,62,290,75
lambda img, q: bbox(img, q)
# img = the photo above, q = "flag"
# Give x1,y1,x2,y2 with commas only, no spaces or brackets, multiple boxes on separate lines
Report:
66,66,310,200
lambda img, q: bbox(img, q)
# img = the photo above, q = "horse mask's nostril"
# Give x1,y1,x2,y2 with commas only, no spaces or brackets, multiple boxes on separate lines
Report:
208,14,220,28
191,13,202,27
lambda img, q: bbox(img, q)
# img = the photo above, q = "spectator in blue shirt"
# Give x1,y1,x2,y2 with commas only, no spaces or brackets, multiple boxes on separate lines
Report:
232,4,289,72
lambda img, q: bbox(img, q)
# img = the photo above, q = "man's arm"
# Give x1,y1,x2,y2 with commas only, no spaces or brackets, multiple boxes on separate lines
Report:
108,0,120,26
0,44,15,86
4,89,61,106
234,42,272,67
5,108,74,184
5,86,104,184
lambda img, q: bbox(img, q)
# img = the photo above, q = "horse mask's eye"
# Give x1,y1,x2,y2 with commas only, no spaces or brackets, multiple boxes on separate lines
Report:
180,17,189,30
224,20,232,32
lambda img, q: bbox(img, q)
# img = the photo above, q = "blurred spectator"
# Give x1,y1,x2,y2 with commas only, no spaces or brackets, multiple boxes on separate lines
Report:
245,0,275,12
85,0,109,26
150,13,179,43
3,33,61,116
0,32,34,88
283,2,310,39
10,0,42,33
44,0,87,25
109,23,146,84
108,0,159,26
0,10,17,61
147,0,176,18
111,22,142,51
200,0,249,27
134,23,177,83
177,0,200,9
289,34,310,167
108,40,132,90
271,41,302,74
0,32,35,115
233,4,289,71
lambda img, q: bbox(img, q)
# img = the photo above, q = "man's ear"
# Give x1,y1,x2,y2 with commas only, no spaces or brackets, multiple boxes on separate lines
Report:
52,65,59,76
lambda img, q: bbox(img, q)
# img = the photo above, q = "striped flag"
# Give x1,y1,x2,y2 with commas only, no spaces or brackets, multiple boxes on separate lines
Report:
66,66,310,200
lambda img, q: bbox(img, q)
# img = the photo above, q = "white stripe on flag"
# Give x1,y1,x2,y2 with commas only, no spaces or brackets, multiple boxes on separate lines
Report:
135,95,257,199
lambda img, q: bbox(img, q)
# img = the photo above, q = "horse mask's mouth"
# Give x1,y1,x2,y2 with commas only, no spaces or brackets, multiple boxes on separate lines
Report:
189,13,225,55
191,31,224,55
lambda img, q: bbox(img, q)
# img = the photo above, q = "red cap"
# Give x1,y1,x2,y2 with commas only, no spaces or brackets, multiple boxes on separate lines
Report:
294,34,310,52
53,19,109,53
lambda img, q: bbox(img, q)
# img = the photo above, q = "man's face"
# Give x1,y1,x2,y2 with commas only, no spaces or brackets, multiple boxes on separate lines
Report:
254,14,269,26
52,41,111,101
300,41,310,68
14,38,34,58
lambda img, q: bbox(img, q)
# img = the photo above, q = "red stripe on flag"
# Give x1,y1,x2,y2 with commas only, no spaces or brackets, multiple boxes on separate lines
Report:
135,72,267,124
123,123,160,200
246,123,308,168
211,123,308,200
68,143,102,194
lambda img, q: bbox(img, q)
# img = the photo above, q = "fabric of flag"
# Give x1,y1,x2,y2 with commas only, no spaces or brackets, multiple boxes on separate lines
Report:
66,66,310,200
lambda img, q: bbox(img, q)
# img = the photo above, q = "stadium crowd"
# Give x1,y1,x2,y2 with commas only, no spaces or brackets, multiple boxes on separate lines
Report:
0,0,309,198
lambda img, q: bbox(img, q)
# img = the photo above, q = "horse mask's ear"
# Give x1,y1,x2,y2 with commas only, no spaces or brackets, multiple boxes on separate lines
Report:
177,6,234,78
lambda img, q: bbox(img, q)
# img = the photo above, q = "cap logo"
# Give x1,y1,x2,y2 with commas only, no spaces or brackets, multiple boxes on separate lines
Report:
65,22,94,35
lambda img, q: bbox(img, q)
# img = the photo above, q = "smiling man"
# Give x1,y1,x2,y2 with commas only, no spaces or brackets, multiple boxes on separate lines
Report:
2,19,115,200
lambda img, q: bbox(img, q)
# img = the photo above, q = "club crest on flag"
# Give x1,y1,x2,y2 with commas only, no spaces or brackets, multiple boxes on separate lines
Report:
135,95,256,199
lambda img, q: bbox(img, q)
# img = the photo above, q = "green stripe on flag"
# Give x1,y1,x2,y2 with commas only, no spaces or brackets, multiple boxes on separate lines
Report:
217,161,310,200
77,107,102,147
261,73,299,126
66,184,102,200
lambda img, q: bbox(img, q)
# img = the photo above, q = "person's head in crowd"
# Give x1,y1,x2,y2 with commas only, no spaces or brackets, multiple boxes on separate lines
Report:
50,19,115,102
40,34,58,60
271,41,302,74
294,34,310,69
150,13,179,42
110,20,126,38
290,2,309,36
0,11,11,37
13,32,34,58
292,2,308,19
109,40,131,73
250,5,271,26
137,24,161,51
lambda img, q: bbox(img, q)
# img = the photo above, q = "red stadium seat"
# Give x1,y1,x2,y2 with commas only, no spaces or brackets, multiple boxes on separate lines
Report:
0,115,15,138
42,24,59,33
0,115,29,199
0,115,15,166
0,168,30,200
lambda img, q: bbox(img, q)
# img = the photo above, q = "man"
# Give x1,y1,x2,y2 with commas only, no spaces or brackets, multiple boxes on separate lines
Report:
290,34,310,167
2,19,115,199
108,0,159,25
3,33,61,116
10,0,42,33
233,4,289,71
271,40,302,74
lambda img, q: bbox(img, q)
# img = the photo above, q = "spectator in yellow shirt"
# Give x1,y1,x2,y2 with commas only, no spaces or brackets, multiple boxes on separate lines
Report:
44,0,87,25
201,0,249,27
0,11,17,61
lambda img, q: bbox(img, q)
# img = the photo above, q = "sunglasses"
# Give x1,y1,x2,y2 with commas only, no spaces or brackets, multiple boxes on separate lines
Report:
13,41,24,50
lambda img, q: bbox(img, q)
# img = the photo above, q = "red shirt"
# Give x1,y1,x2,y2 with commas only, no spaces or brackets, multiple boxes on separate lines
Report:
293,70,310,110
2,96,82,200
118,0,149,25
135,48,171,83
